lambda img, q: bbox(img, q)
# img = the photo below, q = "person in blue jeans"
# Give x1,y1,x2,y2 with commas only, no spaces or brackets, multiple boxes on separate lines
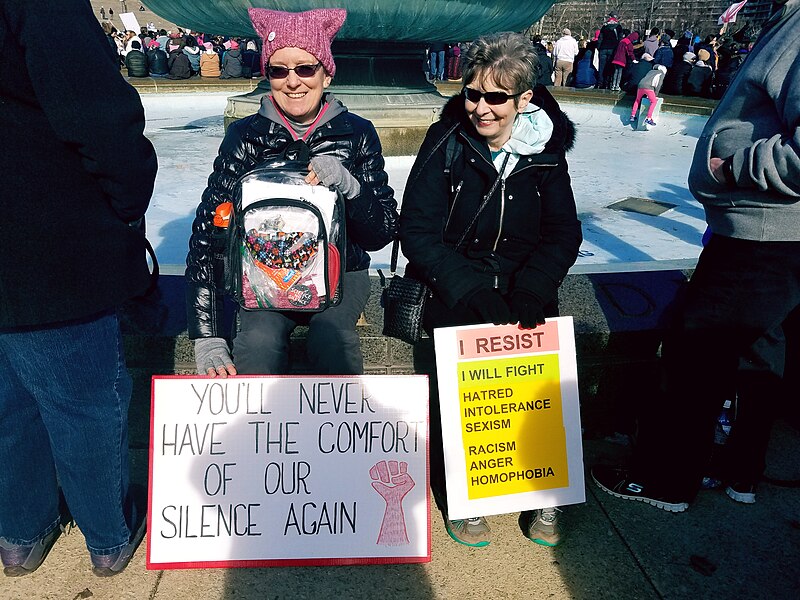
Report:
428,41,447,81
0,0,157,577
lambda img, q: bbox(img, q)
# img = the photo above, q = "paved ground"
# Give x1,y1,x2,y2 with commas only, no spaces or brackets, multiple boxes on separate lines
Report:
1,422,797,599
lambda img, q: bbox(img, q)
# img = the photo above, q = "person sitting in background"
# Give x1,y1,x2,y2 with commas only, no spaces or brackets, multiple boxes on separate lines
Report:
146,39,169,77
653,34,673,68
199,41,221,77
572,41,599,89
124,40,148,77
182,35,202,76
623,52,655,94
220,39,243,79
695,34,719,70
662,51,695,96
241,39,262,78
629,64,667,127
685,48,713,97
166,40,192,79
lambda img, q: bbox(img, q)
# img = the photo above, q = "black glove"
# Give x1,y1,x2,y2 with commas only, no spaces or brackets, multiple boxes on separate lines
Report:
511,292,546,329
466,289,513,325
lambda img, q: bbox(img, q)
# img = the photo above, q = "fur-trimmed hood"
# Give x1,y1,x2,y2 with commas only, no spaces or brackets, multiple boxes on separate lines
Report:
438,85,576,155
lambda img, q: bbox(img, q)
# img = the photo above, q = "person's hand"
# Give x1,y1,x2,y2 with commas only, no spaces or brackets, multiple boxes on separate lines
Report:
194,337,237,378
709,157,726,183
467,289,513,325
306,156,361,198
510,292,546,329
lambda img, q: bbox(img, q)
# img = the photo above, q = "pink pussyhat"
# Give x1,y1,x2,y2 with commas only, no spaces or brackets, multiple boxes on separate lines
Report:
248,8,346,76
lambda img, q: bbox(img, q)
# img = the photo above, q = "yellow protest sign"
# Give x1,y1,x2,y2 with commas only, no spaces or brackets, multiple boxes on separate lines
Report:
434,318,584,519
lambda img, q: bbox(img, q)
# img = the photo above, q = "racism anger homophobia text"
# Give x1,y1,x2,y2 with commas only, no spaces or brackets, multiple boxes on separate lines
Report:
157,380,425,540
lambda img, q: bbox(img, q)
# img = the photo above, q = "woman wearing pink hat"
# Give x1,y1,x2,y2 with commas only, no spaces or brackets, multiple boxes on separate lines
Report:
220,39,243,79
199,41,220,77
186,8,398,376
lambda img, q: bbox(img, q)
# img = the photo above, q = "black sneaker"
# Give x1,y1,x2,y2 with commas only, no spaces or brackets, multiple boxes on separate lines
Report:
726,482,757,504
591,465,689,512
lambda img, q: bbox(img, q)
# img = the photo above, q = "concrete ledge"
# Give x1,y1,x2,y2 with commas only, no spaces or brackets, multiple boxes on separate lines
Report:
122,270,689,438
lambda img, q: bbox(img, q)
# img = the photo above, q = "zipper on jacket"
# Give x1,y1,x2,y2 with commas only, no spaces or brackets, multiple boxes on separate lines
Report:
493,178,506,251
444,180,464,232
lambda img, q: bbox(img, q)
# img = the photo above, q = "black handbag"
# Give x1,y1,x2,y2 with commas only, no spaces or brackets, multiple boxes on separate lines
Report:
379,240,429,344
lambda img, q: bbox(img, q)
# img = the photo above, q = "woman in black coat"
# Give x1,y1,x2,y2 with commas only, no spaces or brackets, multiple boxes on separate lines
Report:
400,32,582,549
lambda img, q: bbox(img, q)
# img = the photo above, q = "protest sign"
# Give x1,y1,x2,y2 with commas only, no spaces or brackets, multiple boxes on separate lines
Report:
147,375,429,569
119,12,141,33
434,318,584,519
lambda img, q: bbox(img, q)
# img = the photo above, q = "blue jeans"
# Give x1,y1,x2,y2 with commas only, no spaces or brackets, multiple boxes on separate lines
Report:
597,48,615,87
0,311,136,555
233,270,371,374
429,50,446,80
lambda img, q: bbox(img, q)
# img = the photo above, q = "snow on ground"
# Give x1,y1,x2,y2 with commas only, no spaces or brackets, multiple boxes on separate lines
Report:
141,92,707,275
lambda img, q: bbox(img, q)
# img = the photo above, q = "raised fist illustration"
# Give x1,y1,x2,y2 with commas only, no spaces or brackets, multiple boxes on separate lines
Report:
369,460,415,545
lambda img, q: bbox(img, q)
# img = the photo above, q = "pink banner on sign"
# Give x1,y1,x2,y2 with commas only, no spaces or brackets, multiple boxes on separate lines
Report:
455,322,560,360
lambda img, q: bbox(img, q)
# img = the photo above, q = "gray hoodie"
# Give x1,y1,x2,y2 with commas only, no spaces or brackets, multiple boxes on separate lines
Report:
687,0,800,241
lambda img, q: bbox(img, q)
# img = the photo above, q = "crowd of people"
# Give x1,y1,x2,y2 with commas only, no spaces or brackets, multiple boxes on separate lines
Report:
2,0,797,581
529,12,752,101
101,21,263,80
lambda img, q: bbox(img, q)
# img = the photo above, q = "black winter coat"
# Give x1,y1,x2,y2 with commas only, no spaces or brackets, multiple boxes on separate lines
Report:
0,0,157,327
662,61,693,95
125,49,148,77
167,49,192,79
399,87,582,311
147,48,169,75
185,99,399,339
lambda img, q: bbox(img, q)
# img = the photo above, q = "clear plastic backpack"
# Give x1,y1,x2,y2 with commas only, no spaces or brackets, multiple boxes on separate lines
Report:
223,152,345,312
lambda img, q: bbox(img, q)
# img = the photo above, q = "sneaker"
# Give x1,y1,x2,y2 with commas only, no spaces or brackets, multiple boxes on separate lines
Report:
90,487,147,577
1,526,61,577
629,116,637,124
726,482,757,504
645,118,657,126
443,516,490,547
526,507,562,547
591,465,689,513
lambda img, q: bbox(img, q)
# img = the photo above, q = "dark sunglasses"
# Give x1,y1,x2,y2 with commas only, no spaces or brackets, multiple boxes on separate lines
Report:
267,62,323,79
462,87,522,105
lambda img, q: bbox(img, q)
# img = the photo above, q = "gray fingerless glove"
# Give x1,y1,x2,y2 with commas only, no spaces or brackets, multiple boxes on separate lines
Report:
310,155,361,198
194,337,234,374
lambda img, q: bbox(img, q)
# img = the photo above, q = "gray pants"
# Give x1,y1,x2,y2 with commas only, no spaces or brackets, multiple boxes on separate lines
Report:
233,270,370,375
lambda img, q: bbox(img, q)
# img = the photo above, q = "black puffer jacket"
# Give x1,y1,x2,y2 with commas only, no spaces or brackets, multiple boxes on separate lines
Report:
186,96,398,339
125,49,148,77
400,86,581,310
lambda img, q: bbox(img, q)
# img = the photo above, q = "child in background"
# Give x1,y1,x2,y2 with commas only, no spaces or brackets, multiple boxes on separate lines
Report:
629,64,667,127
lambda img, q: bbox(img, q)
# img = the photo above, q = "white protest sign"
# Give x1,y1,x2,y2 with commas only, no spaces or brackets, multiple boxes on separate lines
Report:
147,375,430,568
434,318,584,519
119,12,141,32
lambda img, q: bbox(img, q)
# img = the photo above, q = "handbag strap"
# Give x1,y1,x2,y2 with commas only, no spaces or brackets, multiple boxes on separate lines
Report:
453,151,510,250
390,138,510,275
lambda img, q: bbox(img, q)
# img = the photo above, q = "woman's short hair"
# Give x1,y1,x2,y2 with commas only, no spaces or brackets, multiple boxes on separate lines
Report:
462,32,538,96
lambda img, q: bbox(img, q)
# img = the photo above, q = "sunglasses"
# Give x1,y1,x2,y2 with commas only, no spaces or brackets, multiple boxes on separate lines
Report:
267,62,323,79
463,87,522,105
